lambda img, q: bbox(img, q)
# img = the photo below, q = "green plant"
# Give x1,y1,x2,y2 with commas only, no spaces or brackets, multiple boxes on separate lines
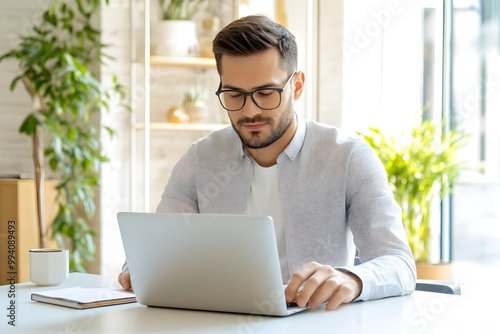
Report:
159,0,205,20
183,86,206,103
358,116,469,262
0,0,127,272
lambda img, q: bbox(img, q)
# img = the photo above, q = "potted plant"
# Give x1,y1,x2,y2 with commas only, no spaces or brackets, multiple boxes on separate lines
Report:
358,116,469,278
183,86,208,123
151,0,206,57
0,0,127,272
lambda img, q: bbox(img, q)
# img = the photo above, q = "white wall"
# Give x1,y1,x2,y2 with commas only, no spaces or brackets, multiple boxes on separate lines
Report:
100,0,133,278
0,1,40,176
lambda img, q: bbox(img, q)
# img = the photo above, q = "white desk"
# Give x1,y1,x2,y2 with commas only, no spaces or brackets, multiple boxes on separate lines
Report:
0,273,491,333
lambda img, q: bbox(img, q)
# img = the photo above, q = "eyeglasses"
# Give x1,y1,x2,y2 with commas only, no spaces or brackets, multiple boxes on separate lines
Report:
215,72,296,112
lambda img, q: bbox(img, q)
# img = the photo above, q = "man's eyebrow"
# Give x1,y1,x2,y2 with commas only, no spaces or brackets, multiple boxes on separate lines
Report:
221,81,281,91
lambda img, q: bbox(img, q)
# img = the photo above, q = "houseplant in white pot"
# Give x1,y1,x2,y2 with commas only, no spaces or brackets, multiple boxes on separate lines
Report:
183,86,208,123
151,0,206,57
358,116,469,279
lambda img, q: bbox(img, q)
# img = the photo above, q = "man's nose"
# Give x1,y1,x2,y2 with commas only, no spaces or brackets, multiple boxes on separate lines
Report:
240,96,262,119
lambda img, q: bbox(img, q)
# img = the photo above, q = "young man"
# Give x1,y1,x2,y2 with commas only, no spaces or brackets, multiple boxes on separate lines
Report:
119,15,416,311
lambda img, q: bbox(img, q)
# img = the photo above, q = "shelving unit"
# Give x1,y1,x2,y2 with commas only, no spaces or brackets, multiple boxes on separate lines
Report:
130,0,231,212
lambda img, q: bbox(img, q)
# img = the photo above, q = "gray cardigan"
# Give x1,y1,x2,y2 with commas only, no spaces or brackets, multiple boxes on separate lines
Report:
156,118,416,301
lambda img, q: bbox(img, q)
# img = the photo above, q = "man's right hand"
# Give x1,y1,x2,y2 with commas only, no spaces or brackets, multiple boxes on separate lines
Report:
118,269,133,291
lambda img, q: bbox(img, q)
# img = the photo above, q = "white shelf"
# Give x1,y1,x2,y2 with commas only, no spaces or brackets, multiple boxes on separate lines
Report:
134,122,228,132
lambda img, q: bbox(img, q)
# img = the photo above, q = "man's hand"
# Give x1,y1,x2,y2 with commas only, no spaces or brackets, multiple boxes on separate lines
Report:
118,269,133,291
284,261,362,311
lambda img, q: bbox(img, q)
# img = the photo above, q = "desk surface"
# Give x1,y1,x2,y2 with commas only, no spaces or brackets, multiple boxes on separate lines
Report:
0,273,492,333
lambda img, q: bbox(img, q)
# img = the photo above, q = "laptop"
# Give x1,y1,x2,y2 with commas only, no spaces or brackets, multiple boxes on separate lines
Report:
117,212,308,316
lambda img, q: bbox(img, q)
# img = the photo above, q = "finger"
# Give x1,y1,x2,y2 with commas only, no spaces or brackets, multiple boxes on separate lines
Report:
285,262,320,302
307,276,341,309
118,270,132,291
325,283,353,311
118,271,126,289
295,266,335,308
311,271,359,311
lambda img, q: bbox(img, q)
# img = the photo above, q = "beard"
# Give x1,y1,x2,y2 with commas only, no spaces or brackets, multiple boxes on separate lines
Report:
230,97,295,149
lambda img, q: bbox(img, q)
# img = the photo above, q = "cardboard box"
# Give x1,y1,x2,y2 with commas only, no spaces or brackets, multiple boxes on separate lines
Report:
0,179,58,284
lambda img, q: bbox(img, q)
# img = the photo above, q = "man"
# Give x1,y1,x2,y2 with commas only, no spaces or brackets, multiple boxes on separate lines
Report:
119,14,416,311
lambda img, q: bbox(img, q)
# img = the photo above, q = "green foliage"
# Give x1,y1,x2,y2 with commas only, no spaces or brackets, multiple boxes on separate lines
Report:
0,0,128,272
159,0,205,20
358,117,469,262
183,86,206,102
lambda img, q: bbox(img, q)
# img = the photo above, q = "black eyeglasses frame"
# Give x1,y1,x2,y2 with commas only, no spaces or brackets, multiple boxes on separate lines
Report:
215,72,296,112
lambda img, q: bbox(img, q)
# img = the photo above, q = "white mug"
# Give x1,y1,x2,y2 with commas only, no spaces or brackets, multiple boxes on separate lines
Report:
29,248,69,286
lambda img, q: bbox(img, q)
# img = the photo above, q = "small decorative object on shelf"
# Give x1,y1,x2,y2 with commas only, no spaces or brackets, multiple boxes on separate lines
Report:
199,16,220,58
198,2,221,58
183,87,208,123
166,105,189,123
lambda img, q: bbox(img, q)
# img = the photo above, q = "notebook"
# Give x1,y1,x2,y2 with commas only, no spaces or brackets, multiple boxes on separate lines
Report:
117,212,308,316
31,287,136,309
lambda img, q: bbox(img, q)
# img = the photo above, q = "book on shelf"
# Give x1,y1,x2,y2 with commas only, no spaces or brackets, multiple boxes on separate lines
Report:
31,286,136,309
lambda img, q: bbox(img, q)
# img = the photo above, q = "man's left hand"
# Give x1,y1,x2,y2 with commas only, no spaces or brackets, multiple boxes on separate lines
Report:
284,261,362,311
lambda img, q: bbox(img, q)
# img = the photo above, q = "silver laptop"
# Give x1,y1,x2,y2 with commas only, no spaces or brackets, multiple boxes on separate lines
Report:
117,212,308,316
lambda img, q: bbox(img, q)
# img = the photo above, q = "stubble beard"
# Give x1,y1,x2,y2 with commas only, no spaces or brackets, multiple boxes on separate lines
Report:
231,98,295,149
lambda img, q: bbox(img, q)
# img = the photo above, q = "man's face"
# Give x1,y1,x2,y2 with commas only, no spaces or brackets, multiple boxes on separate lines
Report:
219,49,297,149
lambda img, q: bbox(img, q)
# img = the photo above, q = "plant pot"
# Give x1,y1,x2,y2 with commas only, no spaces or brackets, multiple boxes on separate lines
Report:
151,20,199,57
416,261,455,280
183,101,207,123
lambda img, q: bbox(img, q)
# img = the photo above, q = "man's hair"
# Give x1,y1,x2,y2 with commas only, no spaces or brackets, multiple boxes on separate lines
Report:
212,15,298,76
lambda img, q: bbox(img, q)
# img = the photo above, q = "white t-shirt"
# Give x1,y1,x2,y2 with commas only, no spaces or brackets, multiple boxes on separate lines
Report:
245,159,290,283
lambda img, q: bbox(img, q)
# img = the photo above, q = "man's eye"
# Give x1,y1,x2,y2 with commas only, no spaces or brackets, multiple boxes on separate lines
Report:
227,92,243,98
256,89,274,97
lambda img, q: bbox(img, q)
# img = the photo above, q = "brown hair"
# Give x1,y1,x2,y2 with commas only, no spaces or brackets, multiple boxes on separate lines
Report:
212,15,297,76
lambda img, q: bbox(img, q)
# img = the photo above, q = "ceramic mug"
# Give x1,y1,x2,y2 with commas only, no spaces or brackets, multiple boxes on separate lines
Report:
29,248,69,286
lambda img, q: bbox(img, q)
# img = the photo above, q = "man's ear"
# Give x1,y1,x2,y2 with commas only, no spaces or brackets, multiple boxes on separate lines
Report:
292,71,305,100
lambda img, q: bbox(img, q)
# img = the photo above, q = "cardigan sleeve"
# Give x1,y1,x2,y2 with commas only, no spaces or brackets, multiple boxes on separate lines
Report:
338,141,416,300
156,144,200,214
